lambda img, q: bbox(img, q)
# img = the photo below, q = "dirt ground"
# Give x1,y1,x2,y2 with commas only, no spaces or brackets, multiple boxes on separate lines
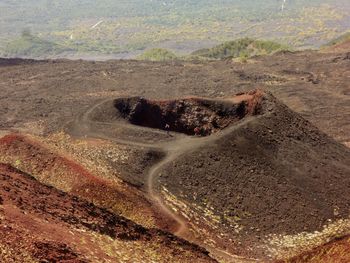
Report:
0,50,349,145
0,49,349,262
0,163,215,262
156,91,350,260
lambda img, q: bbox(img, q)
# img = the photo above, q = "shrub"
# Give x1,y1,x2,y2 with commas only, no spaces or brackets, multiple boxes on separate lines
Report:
137,48,177,61
191,38,290,60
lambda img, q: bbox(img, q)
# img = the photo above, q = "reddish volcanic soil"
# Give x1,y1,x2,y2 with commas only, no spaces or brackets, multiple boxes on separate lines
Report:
0,163,216,262
0,133,177,231
280,235,350,263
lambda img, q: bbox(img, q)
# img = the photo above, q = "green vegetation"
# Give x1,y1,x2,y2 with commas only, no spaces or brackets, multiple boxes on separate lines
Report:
135,38,289,61
4,31,71,57
190,38,290,60
324,31,350,47
0,0,348,58
138,48,177,61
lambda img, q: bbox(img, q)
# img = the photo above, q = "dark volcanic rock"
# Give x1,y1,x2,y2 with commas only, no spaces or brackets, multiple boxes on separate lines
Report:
159,92,350,258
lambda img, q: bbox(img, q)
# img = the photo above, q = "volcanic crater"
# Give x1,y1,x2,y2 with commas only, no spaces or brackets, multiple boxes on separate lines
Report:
113,91,264,136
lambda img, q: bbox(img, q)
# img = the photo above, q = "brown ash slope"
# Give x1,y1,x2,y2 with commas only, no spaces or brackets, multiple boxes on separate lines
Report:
0,50,349,147
157,91,350,259
0,163,216,263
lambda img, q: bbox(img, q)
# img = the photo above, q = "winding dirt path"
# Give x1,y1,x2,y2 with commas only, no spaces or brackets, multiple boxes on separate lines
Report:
66,99,192,234
146,150,188,236
66,98,260,262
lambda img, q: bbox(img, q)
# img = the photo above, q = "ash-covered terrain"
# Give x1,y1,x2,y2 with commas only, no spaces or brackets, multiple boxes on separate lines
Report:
0,46,349,262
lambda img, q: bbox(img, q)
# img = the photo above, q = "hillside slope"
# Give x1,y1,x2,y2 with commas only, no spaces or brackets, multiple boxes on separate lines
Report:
65,89,350,261
323,32,350,52
0,163,215,262
0,48,349,262
191,38,289,60
281,235,350,263
155,91,350,260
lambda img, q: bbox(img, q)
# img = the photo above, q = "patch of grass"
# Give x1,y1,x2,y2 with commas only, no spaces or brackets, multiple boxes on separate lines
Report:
3,33,72,57
190,38,290,60
137,48,177,61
